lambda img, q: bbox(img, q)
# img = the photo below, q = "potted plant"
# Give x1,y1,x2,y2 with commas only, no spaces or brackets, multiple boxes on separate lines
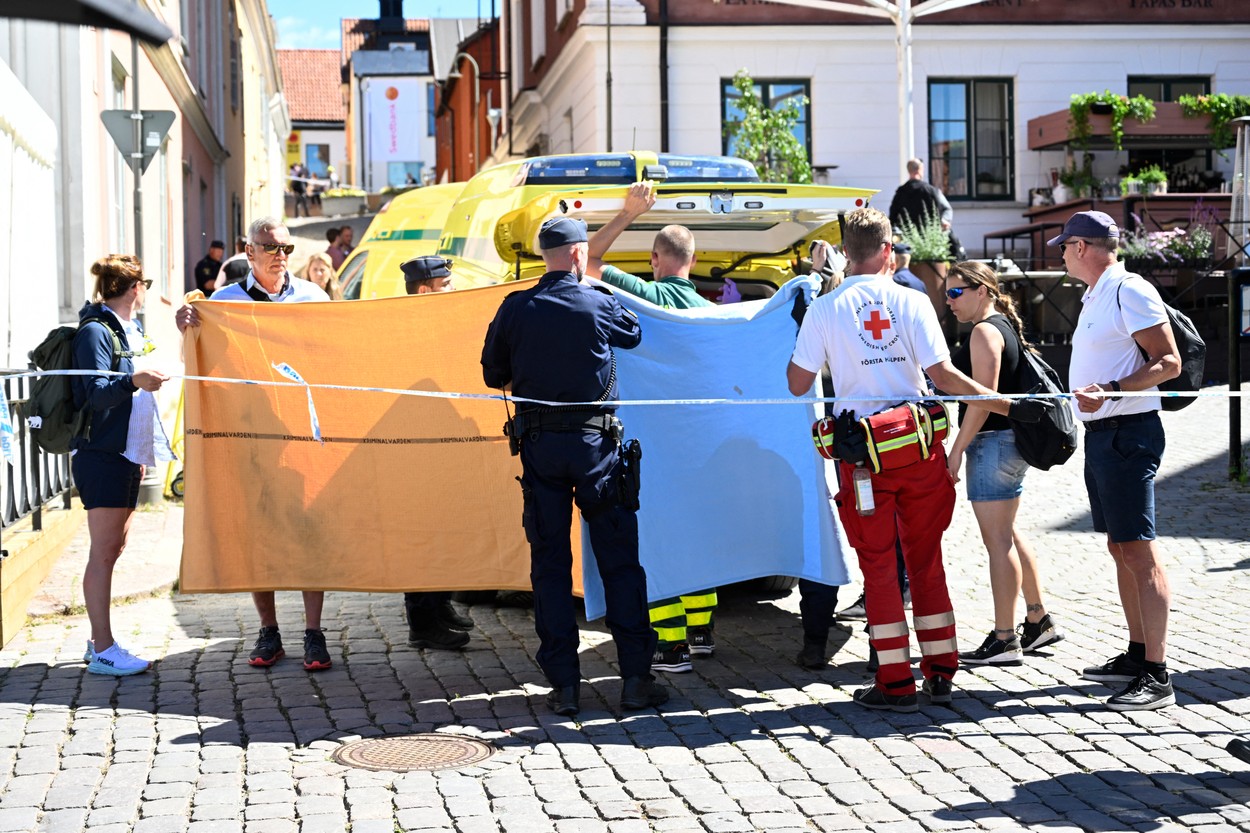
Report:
896,210,952,320
1137,165,1168,196
320,187,367,216
1119,174,1141,196
1068,91,1157,151
1056,159,1097,200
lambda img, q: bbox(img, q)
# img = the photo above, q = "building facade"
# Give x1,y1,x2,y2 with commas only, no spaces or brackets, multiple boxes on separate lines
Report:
495,0,1250,251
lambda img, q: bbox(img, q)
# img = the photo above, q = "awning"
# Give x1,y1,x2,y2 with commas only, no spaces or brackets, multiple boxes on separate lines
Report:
0,0,174,46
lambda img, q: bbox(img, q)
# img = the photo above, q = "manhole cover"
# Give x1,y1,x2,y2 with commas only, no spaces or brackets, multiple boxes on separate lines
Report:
331,734,496,772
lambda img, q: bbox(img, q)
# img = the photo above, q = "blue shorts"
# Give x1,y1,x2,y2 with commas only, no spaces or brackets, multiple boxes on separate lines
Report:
1083,412,1164,543
72,450,141,510
964,429,1028,502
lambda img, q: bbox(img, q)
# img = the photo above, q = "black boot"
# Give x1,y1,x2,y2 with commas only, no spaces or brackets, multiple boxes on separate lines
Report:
545,683,581,716
796,638,827,669
620,675,669,710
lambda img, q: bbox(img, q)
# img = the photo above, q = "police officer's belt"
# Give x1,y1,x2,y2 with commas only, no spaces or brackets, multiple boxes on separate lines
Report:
514,410,615,434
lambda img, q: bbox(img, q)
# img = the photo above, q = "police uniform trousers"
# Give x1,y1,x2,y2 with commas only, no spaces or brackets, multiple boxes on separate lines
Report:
835,450,958,696
404,591,450,625
520,429,656,687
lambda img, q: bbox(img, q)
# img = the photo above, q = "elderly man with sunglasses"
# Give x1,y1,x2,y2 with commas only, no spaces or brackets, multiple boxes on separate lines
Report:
176,216,332,672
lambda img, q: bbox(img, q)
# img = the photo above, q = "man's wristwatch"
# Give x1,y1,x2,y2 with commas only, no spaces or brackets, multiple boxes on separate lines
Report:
1105,380,1123,401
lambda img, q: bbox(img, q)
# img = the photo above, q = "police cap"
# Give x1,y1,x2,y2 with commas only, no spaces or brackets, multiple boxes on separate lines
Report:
401,255,453,283
538,217,588,249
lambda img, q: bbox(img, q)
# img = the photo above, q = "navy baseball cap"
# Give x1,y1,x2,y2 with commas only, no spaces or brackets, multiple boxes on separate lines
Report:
892,242,912,254
1047,211,1120,246
538,217,588,249
401,255,453,283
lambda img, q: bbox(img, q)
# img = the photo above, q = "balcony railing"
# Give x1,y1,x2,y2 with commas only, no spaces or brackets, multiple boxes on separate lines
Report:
1,370,72,538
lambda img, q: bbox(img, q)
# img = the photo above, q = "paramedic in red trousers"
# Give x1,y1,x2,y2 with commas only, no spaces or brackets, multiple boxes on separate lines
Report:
786,207,1046,713
1056,210,1180,711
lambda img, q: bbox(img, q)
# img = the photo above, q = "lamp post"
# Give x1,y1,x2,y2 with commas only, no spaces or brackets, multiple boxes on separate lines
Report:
450,52,481,174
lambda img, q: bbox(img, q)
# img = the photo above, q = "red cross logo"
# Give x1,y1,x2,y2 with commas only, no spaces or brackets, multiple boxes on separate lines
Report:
863,309,892,340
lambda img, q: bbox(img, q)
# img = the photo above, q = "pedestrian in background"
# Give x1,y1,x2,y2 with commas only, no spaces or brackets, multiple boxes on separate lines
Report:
1055,210,1181,711
943,260,1064,666
177,217,333,672
194,240,224,296
301,252,342,300
73,254,173,676
481,216,668,718
324,227,345,271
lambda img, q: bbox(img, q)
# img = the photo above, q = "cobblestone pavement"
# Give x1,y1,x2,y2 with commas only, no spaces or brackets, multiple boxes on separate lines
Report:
2,394,1248,833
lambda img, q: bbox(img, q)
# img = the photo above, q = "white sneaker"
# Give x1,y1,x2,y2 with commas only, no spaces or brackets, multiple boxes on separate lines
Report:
83,640,95,663
86,642,151,676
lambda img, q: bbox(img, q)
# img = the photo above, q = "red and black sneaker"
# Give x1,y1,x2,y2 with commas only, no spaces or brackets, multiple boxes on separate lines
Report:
248,626,285,667
302,628,332,671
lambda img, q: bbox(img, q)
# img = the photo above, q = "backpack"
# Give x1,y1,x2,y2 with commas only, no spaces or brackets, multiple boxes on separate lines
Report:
1116,276,1206,411
18,318,124,454
1007,329,1079,471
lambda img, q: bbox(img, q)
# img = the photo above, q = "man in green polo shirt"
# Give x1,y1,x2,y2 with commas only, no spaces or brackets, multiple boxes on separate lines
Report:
585,180,718,674
587,181,712,310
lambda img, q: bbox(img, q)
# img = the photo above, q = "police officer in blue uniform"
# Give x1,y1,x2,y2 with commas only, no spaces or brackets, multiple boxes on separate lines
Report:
481,216,668,717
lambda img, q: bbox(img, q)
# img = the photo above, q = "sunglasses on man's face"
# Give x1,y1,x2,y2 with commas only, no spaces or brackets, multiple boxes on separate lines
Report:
256,243,296,256
945,287,968,300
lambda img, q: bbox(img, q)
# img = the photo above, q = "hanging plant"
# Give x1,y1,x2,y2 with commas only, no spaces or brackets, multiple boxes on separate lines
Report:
1068,91,1156,151
1177,93,1250,150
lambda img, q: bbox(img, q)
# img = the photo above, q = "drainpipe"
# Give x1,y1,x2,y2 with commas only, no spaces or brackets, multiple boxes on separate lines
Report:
659,0,669,153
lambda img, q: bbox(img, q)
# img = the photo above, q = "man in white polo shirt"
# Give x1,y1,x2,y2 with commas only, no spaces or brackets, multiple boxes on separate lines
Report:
1054,210,1181,712
786,207,1045,713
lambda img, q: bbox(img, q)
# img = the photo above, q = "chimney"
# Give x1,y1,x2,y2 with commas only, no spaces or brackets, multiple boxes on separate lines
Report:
378,0,404,34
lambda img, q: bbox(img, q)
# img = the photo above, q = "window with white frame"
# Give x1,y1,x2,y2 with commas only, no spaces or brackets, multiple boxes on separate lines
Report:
928,78,1014,201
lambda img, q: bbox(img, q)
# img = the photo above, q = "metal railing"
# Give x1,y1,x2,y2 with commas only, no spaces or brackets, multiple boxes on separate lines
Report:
1,369,73,537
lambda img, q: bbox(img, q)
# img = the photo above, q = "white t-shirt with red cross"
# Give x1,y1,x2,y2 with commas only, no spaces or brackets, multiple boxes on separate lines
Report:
791,273,949,419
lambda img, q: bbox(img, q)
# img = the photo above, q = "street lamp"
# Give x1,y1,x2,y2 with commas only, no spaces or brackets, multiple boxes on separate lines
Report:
449,52,481,174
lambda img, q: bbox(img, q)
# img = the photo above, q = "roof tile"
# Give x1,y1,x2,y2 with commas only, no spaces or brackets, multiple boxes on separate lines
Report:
277,49,346,123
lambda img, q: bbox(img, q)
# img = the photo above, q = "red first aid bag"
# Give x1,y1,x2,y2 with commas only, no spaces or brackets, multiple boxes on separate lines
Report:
858,400,948,473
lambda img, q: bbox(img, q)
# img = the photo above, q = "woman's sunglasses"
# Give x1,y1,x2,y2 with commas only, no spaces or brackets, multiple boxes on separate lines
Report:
945,287,968,300
133,279,153,289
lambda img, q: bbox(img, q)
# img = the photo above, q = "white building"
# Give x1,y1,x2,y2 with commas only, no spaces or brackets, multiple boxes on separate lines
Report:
493,0,1250,254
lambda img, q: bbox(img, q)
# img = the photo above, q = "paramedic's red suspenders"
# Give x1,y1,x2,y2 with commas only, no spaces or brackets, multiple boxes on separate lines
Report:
815,402,959,695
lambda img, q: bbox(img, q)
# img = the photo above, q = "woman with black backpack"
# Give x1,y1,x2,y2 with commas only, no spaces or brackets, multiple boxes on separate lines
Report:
71,254,172,676
943,261,1065,667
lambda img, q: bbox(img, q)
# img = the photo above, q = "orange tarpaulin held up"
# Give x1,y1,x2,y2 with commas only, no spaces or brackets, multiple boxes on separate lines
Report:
179,282,585,595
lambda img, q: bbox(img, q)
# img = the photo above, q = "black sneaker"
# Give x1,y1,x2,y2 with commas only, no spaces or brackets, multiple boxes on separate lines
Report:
852,685,918,713
436,601,474,631
302,629,332,671
688,628,715,657
1018,614,1065,652
620,675,669,710
1106,671,1175,711
922,676,953,705
651,643,692,673
408,621,470,651
1082,652,1143,684
960,631,1023,666
795,643,826,670
838,593,867,619
248,627,285,667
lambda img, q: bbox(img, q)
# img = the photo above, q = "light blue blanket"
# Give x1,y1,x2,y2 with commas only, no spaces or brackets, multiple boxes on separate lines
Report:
580,276,852,620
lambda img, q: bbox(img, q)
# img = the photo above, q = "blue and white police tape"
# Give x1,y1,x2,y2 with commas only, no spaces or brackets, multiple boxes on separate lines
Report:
272,362,322,444
2,367,1242,449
